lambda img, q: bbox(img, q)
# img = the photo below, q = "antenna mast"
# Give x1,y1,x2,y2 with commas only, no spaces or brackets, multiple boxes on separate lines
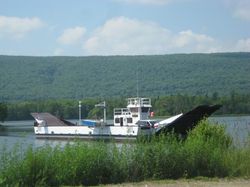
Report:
136,62,139,98
78,100,81,125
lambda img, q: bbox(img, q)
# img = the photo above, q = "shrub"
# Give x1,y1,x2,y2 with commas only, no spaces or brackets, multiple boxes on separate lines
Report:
184,120,232,177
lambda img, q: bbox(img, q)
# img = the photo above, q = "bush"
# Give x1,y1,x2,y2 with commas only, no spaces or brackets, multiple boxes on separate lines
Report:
184,120,232,177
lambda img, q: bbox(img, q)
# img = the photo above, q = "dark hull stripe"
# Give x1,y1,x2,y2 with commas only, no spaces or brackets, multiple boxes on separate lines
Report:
35,134,137,140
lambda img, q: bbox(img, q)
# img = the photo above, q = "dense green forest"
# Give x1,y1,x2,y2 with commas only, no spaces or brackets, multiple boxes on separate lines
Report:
0,53,250,101
0,103,7,122
5,93,250,120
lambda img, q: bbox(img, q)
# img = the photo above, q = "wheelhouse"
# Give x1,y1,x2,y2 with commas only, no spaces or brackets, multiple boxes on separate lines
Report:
113,97,152,126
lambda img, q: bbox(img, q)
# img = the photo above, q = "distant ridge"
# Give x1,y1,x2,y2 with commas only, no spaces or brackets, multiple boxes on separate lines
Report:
0,52,250,101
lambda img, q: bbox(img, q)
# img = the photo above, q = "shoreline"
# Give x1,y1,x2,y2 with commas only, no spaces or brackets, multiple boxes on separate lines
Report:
99,178,250,187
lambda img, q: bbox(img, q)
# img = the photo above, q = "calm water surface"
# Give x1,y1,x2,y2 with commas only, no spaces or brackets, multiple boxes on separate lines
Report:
1,116,250,151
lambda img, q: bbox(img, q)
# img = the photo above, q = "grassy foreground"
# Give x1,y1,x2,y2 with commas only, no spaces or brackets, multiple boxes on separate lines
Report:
0,120,250,186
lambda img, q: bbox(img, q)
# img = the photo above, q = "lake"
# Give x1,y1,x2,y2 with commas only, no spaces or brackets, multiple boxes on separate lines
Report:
0,116,250,151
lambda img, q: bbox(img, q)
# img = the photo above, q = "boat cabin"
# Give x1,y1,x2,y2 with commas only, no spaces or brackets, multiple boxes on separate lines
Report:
113,97,152,126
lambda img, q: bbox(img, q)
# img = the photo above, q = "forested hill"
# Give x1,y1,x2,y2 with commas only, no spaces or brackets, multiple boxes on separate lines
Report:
0,53,250,101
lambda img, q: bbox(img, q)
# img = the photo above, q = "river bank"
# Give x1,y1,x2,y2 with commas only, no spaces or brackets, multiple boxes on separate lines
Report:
101,178,250,187
0,120,249,186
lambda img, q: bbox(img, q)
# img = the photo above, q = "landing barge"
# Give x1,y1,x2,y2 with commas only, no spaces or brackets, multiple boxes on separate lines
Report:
31,97,221,140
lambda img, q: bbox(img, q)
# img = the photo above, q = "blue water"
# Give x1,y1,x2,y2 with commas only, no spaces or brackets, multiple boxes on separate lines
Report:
209,116,250,146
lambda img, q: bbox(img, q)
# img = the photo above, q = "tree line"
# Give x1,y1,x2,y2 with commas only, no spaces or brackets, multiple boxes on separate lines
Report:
3,92,250,121
0,103,7,122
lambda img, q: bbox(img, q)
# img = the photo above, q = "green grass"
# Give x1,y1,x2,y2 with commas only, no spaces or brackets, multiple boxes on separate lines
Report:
0,120,250,186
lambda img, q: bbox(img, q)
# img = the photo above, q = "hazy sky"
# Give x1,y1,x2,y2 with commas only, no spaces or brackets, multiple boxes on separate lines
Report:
0,0,249,56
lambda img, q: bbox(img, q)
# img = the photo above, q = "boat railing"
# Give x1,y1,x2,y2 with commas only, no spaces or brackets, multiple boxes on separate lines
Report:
127,98,151,106
114,108,130,115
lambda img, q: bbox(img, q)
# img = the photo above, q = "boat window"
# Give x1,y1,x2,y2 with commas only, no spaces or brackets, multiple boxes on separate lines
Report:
141,107,149,113
115,118,120,123
127,118,133,123
130,107,138,113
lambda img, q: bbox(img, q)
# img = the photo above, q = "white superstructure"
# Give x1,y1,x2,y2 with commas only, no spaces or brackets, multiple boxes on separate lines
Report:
113,97,152,126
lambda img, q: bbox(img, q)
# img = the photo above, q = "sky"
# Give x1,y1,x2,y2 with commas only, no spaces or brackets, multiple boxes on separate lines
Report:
0,0,250,56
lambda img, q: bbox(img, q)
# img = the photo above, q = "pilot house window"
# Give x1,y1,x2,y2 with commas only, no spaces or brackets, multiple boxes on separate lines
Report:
130,108,138,113
127,118,133,123
141,107,150,113
115,118,120,123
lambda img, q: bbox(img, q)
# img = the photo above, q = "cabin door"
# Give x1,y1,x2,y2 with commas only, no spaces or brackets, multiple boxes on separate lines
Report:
120,117,123,126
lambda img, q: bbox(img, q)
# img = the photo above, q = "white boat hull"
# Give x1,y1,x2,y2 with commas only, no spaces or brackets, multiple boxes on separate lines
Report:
34,125,151,140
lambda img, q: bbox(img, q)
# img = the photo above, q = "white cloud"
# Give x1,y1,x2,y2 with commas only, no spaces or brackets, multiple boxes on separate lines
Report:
0,16,44,39
175,30,214,47
235,38,250,52
234,7,250,21
83,17,218,55
114,0,173,5
225,0,250,21
57,26,86,45
174,30,217,52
